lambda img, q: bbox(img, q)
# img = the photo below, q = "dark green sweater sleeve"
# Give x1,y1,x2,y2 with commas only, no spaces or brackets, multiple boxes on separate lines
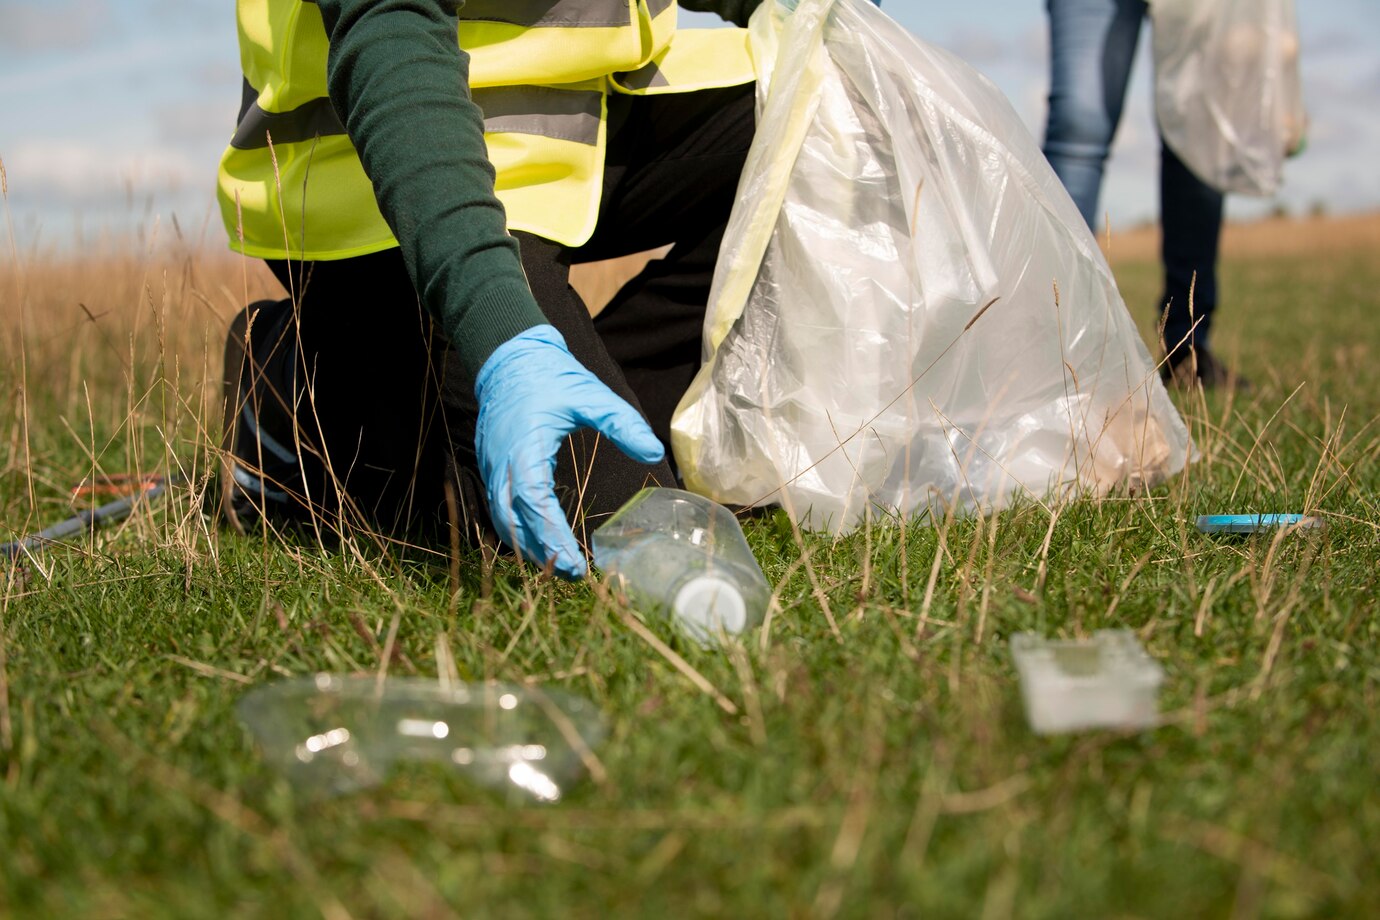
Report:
316,0,547,381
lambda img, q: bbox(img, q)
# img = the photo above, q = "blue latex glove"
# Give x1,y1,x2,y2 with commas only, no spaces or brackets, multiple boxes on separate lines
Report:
474,324,665,579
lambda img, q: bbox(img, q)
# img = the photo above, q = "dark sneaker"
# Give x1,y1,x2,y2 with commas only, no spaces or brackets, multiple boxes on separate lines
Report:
1160,346,1251,391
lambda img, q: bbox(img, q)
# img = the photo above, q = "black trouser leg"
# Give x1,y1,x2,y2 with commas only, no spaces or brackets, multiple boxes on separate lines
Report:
222,253,448,536
220,298,306,531
582,82,757,449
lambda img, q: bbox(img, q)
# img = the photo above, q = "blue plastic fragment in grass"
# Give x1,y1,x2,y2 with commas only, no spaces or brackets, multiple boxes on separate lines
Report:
1195,514,1323,534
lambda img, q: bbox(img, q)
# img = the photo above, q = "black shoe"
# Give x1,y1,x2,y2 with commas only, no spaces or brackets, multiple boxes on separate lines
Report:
1160,346,1250,391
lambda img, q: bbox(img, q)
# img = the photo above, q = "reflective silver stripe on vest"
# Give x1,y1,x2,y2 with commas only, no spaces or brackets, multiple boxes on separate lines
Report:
646,0,675,17
231,86,602,150
458,0,633,27
472,86,601,145
615,61,670,91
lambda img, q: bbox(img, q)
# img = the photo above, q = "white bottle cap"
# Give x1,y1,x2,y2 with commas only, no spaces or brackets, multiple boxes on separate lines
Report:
672,575,747,642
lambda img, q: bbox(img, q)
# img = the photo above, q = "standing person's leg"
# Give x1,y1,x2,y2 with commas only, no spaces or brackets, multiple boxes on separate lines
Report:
1042,0,1148,232
1159,141,1227,378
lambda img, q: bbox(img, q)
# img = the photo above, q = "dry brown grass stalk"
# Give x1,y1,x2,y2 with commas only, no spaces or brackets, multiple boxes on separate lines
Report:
1105,210,1380,264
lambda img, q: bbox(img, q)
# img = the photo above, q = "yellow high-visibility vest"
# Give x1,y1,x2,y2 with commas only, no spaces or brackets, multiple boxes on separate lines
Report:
218,1,755,261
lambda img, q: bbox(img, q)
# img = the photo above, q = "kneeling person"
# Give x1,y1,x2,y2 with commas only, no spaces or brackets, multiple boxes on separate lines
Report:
217,0,762,577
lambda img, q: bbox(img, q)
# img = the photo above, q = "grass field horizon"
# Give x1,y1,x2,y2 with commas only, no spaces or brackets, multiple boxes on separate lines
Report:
2,204,1378,918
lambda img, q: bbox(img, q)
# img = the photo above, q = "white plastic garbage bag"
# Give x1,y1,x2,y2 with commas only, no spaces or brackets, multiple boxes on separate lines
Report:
1152,0,1306,196
670,0,1192,534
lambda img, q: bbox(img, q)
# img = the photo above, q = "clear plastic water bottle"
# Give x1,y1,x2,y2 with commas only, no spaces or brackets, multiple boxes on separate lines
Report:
592,488,771,645
237,674,607,801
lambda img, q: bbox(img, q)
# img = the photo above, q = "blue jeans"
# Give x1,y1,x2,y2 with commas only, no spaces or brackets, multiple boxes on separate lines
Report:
1042,0,1224,355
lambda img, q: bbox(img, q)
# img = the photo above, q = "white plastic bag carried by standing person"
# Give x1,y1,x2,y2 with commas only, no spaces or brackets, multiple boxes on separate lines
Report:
670,0,1192,534
1152,0,1306,196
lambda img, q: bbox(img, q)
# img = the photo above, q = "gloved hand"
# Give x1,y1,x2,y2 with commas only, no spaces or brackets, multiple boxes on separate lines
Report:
474,324,665,579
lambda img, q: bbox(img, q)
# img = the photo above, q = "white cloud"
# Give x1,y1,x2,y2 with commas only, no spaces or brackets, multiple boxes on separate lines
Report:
154,100,238,146
3,140,203,205
0,39,165,98
0,0,112,54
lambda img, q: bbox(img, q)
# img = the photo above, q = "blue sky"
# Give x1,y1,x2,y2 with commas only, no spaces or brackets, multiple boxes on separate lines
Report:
1,0,1377,250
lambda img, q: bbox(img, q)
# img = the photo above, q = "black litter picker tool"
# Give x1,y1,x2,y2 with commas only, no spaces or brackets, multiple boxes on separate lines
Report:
1,473,174,562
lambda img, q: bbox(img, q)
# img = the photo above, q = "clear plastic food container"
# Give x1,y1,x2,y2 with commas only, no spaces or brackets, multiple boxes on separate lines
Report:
1010,630,1164,735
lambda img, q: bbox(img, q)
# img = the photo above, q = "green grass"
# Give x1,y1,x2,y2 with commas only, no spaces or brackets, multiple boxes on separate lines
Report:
1,232,1378,918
